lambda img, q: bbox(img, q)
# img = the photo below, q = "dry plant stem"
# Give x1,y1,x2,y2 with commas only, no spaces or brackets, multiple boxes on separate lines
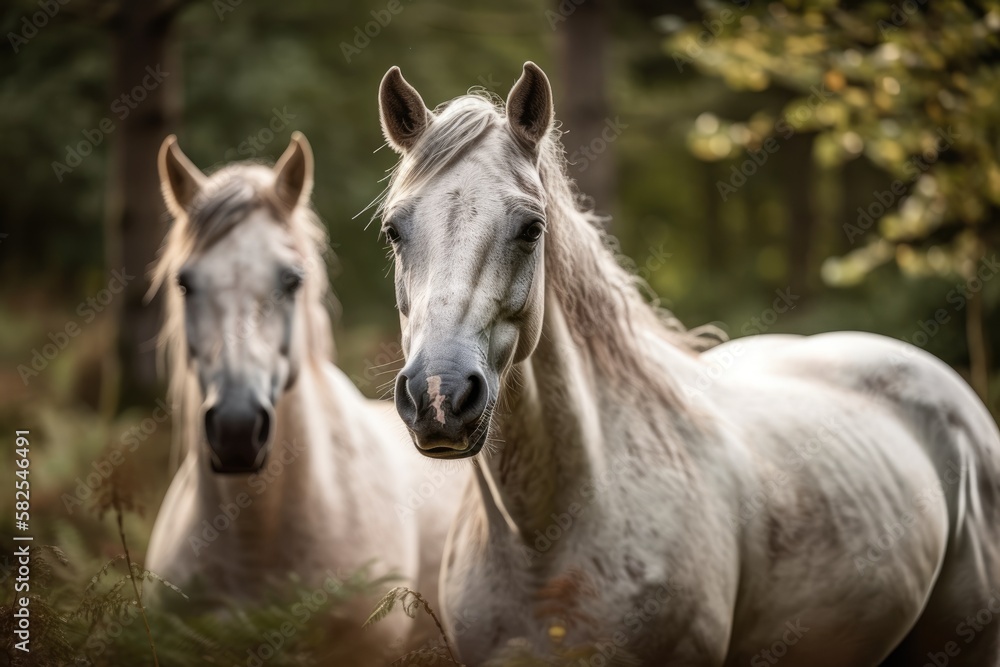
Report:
414,591,460,666
114,489,160,667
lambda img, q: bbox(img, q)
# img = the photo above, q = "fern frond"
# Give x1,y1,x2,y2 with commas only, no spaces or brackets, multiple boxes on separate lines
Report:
367,587,463,665
84,555,127,594
392,644,462,666
135,568,188,600
364,586,406,627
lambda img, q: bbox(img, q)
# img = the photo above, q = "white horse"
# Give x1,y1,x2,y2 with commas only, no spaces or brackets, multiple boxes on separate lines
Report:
145,133,462,663
375,62,1000,665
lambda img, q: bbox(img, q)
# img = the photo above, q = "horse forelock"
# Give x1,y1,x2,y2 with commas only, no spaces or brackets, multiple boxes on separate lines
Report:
187,168,265,251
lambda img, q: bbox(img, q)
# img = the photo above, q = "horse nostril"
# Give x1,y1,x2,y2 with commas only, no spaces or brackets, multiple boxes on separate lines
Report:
454,373,485,421
395,372,418,420
204,406,219,447
254,408,271,449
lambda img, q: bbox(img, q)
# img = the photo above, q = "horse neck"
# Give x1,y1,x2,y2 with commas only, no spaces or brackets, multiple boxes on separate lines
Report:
478,211,704,550
477,288,603,539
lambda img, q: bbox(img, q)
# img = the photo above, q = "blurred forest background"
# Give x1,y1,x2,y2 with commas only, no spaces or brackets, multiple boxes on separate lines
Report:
1,0,999,664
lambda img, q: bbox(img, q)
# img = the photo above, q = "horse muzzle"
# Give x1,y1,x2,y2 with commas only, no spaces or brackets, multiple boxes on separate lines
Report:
394,352,494,459
204,393,274,473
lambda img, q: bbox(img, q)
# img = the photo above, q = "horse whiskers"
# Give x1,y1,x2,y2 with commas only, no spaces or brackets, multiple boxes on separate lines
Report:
377,376,398,390
466,376,498,452
481,433,505,460
368,359,405,371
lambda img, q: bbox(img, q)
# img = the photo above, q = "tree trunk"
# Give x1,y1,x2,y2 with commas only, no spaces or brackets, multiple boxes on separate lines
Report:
556,0,614,219
784,134,816,297
105,1,181,411
704,162,723,271
966,243,991,402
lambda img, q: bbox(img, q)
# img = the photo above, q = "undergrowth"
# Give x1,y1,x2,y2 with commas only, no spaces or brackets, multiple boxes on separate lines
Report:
0,466,394,667
368,588,642,667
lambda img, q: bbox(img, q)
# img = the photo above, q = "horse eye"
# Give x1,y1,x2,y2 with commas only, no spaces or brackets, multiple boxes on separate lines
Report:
176,270,194,296
281,269,304,293
383,225,401,244
519,219,545,243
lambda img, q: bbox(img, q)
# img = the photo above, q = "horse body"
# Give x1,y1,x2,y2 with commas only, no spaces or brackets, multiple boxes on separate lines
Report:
717,333,1000,667
144,135,463,662
375,63,1000,666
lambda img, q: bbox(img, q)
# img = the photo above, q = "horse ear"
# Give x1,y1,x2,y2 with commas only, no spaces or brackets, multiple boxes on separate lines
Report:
159,135,205,217
273,131,314,212
506,62,554,151
379,66,431,153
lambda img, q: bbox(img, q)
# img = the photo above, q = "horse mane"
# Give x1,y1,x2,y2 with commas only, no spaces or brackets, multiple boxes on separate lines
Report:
378,93,725,389
150,162,334,467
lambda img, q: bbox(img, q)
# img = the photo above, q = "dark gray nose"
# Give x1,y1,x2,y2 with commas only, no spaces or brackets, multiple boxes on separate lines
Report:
395,352,489,453
204,391,272,473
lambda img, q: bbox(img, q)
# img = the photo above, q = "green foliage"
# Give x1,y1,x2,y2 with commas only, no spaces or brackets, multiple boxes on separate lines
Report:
665,0,1000,283
0,548,394,667
0,533,395,666
0,546,76,666
655,0,1000,410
